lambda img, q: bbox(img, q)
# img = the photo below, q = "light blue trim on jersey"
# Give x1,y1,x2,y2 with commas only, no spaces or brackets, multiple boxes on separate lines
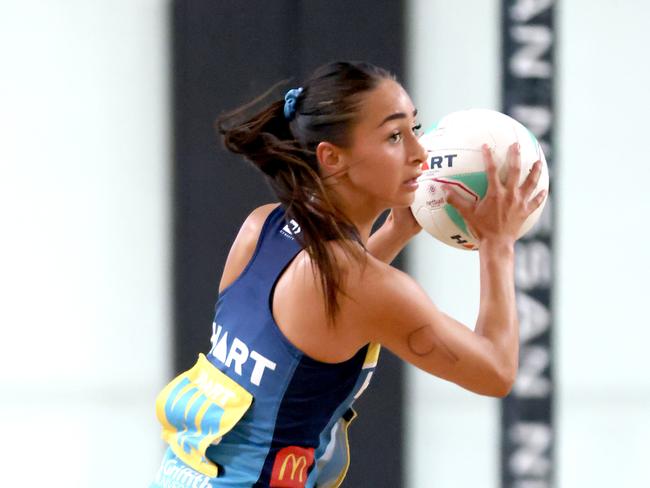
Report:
306,363,375,487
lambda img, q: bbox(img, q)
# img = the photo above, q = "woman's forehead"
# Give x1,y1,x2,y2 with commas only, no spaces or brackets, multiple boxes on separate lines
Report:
357,79,416,127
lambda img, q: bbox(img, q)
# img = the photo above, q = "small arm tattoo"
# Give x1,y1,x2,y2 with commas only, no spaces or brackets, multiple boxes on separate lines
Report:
407,325,459,363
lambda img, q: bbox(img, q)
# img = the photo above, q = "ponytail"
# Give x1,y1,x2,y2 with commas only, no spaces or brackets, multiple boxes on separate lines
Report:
216,61,393,323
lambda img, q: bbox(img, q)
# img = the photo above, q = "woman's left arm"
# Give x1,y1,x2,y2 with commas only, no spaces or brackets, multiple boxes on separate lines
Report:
366,207,421,264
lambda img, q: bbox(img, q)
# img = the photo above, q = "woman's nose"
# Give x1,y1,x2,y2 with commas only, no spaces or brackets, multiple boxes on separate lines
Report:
412,138,427,165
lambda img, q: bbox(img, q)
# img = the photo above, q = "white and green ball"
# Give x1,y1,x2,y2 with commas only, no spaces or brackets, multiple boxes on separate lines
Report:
411,109,549,250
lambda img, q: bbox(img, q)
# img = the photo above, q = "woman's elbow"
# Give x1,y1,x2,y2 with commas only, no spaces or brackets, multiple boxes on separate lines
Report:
489,378,515,398
461,368,515,398
488,365,517,398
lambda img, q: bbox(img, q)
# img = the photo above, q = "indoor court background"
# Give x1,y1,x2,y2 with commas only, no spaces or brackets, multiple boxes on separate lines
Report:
1,0,648,486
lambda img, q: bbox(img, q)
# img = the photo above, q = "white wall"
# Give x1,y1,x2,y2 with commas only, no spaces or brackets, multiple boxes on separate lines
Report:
556,1,650,486
406,1,650,487
0,1,170,486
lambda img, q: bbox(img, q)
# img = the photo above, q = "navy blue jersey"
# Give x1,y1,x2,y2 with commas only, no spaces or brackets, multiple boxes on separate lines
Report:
153,206,379,487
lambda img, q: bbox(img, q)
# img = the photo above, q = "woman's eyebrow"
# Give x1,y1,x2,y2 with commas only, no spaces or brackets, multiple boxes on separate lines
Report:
377,108,418,128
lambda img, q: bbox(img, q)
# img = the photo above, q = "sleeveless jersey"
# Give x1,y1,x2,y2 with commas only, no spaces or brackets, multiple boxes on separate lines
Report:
152,205,380,488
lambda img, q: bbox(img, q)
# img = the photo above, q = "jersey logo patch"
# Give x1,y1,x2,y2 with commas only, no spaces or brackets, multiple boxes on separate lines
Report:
280,219,301,239
270,446,315,487
155,353,254,477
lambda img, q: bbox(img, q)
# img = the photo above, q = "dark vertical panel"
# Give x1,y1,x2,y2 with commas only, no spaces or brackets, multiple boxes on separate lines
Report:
297,3,406,487
298,2,404,79
501,1,555,487
173,0,293,372
173,1,405,486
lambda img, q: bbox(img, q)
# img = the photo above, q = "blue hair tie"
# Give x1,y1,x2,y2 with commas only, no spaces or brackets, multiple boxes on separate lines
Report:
283,87,303,120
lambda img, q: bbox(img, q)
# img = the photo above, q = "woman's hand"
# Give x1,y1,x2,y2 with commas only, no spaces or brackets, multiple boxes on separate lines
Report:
384,205,422,240
443,143,546,246
366,206,421,264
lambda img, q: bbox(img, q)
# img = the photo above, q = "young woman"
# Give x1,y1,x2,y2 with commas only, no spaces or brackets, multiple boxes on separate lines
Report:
152,61,545,488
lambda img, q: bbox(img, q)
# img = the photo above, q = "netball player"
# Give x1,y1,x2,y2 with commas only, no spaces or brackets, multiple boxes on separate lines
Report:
151,61,545,487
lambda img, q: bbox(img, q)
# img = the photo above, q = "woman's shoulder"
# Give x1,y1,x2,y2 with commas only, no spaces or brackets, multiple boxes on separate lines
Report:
241,202,282,234
273,238,424,359
218,203,280,293
333,251,437,351
327,244,420,323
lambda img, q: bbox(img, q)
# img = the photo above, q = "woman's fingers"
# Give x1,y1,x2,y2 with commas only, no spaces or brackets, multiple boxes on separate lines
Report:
527,188,547,214
444,184,475,221
520,159,543,200
505,143,522,191
445,144,547,242
482,144,500,196
444,185,484,240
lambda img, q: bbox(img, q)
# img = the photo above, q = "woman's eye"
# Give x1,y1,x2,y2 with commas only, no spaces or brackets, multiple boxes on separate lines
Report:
389,131,402,143
412,123,423,136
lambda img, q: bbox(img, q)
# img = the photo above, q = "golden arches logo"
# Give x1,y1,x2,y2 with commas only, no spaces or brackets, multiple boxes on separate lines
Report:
270,446,314,487
279,454,307,482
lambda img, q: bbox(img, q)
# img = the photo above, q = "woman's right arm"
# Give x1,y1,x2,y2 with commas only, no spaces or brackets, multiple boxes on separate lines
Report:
355,143,545,397
361,252,518,397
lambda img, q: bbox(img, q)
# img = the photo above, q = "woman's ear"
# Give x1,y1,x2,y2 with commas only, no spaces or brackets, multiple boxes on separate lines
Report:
316,141,345,178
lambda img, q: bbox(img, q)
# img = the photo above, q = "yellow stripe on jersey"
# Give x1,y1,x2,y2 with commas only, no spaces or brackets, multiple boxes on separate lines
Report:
155,353,254,477
363,342,381,369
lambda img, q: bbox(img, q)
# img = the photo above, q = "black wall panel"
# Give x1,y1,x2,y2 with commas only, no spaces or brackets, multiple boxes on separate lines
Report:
500,1,556,486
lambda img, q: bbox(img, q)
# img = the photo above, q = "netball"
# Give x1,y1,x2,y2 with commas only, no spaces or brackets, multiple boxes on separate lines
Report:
410,109,550,250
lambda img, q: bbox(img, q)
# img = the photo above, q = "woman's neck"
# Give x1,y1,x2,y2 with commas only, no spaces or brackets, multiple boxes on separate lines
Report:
326,186,386,245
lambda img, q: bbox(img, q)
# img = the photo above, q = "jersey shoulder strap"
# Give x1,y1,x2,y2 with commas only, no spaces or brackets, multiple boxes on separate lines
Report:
239,204,303,287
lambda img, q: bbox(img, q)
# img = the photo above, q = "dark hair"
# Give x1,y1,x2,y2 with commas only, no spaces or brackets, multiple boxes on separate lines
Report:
216,61,394,322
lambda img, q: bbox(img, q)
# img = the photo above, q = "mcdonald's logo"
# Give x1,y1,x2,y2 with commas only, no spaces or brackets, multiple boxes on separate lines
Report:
270,446,315,488
281,455,306,482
